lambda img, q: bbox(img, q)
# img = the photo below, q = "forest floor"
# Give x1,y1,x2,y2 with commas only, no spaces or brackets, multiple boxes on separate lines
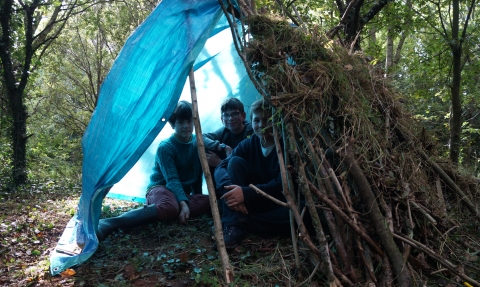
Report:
0,182,319,287
1,181,479,286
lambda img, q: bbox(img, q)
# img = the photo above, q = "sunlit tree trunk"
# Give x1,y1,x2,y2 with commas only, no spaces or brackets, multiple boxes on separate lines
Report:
385,28,394,74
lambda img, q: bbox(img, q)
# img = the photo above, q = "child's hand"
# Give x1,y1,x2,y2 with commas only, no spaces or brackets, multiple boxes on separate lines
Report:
178,201,190,224
206,150,222,167
231,203,248,215
221,185,245,207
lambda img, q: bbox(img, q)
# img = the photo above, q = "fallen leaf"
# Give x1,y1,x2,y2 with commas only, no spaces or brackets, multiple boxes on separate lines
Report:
124,264,138,281
179,251,188,263
344,64,353,70
60,268,76,277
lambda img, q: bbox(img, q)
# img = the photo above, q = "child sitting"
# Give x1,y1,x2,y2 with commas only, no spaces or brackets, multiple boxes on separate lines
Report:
214,98,293,249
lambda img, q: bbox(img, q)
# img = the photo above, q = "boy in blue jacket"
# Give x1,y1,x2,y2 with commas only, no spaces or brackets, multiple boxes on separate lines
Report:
214,99,292,249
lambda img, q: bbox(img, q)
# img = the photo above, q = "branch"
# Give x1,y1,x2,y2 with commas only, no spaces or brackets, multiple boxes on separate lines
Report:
189,69,234,283
418,150,480,221
339,142,412,286
249,184,290,208
360,0,392,27
393,233,480,287
307,180,385,257
460,0,476,47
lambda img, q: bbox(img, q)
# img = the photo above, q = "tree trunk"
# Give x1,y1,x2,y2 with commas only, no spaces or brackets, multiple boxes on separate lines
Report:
385,27,393,74
10,91,28,184
449,0,462,165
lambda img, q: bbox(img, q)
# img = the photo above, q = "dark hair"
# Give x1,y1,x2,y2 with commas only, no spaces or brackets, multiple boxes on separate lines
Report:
220,98,245,114
168,100,193,126
249,98,271,121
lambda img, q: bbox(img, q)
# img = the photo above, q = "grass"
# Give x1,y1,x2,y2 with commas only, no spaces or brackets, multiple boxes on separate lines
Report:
2,179,478,286
0,181,324,286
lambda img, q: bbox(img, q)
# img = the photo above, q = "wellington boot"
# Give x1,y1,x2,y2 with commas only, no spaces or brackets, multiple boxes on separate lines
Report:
96,204,159,241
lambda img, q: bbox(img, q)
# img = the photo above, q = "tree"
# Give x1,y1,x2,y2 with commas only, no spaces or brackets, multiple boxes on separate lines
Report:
0,0,97,186
396,0,477,165
442,0,476,164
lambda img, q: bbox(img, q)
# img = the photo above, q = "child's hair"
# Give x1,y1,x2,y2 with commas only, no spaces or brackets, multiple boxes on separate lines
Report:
220,97,245,114
249,98,271,121
168,100,193,126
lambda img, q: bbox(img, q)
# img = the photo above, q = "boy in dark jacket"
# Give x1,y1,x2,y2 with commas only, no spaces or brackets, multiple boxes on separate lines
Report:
214,98,292,249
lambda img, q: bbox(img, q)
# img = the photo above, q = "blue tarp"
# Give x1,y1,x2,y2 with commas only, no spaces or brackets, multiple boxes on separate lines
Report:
50,0,259,275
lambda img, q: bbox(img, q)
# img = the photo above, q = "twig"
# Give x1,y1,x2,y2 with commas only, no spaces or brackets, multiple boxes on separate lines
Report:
286,121,336,284
410,200,437,225
393,233,480,287
249,184,290,208
339,142,412,286
307,180,385,257
418,149,480,221
272,122,322,260
189,69,233,283
273,119,300,268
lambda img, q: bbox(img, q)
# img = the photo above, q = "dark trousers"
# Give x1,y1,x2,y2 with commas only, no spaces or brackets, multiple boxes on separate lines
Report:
221,156,292,237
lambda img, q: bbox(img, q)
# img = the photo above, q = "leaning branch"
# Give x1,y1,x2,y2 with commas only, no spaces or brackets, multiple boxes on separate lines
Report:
189,69,233,284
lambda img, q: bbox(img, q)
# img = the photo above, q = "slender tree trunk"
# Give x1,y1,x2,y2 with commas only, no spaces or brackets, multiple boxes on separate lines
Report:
449,0,462,165
10,91,28,184
385,27,393,74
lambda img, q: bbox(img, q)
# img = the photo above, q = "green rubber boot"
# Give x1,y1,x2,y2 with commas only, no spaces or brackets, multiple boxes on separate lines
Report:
96,204,159,241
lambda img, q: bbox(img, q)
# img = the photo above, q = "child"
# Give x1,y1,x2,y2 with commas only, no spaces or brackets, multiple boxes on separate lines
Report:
97,100,217,240
205,97,254,198
214,98,292,249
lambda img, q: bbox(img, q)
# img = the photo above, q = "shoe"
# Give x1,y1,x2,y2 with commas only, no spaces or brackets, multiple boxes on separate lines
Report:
222,225,246,249
96,204,159,241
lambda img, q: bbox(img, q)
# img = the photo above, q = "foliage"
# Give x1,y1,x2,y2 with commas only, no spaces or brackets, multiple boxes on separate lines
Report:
23,0,157,184
388,0,480,171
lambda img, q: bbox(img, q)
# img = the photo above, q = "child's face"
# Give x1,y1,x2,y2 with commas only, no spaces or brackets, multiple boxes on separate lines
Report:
252,110,272,140
172,118,194,142
221,109,246,134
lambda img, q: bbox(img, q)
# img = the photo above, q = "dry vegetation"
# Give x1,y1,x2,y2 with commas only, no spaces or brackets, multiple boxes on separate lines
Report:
227,11,480,286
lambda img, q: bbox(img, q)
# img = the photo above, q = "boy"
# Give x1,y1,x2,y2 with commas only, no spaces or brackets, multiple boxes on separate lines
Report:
96,100,217,240
214,99,292,249
205,98,254,198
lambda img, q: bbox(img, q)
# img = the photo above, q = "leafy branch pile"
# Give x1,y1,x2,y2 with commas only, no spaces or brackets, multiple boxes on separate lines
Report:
234,12,480,287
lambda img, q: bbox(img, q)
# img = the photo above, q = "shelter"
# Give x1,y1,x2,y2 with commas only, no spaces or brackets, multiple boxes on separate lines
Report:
50,0,257,275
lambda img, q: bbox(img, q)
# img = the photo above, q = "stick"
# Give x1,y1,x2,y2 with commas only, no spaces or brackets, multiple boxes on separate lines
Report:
393,233,480,287
340,143,412,286
249,184,290,208
298,127,353,278
189,68,233,283
307,180,385,257
272,121,321,260
410,201,437,225
418,150,480,221
286,121,336,284
279,120,301,269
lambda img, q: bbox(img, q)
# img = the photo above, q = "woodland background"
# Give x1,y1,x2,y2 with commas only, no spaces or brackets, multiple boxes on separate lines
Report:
1,0,479,190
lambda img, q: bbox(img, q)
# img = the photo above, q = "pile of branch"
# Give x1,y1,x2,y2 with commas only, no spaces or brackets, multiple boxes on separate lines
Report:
220,4,480,286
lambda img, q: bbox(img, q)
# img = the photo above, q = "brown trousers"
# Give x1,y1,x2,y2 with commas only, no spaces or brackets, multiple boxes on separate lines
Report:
146,186,210,221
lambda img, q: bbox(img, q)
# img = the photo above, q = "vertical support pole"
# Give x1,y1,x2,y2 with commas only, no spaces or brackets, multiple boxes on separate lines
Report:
188,68,234,283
